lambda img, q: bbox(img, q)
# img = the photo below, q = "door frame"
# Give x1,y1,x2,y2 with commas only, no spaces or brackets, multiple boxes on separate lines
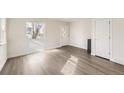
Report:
59,24,69,47
91,18,112,60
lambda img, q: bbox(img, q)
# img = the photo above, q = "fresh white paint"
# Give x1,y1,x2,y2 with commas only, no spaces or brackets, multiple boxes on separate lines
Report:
5,18,124,66
92,18,124,65
7,18,69,58
0,18,7,71
0,45,7,71
95,19,110,59
52,18,83,22
111,19,124,65
69,19,92,49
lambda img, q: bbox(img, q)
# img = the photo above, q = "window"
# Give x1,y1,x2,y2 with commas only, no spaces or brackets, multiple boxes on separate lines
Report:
26,22,33,39
26,22,45,39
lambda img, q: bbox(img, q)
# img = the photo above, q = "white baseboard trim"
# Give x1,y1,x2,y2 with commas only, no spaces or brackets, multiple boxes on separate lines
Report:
69,43,86,50
46,45,62,50
91,52,95,56
8,48,41,58
8,45,63,58
111,58,124,65
8,51,33,58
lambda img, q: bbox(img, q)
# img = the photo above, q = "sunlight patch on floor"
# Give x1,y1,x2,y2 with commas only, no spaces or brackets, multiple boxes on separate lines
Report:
47,49,62,53
61,55,78,75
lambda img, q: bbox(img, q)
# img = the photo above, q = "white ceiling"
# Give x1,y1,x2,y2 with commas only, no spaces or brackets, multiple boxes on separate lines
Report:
53,18,83,22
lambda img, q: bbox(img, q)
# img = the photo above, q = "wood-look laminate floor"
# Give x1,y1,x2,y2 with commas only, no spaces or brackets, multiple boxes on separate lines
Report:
1,46,124,75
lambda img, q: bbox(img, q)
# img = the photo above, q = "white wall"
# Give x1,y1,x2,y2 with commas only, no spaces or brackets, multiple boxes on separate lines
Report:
7,18,124,65
69,19,92,49
0,18,7,71
91,18,124,65
7,18,69,58
7,18,29,58
0,45,7,71
111,18,124,64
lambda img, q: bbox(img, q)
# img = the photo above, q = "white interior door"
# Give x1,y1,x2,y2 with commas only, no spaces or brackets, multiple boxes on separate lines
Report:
95,19,110,59
60,25,69,46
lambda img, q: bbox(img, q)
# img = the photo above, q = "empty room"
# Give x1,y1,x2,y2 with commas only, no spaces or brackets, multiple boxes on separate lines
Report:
0,18,124,75
1,1,124,93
